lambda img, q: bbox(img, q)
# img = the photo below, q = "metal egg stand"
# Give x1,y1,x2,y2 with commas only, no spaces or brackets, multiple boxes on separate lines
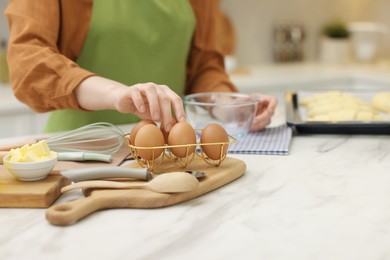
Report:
124,129,236,172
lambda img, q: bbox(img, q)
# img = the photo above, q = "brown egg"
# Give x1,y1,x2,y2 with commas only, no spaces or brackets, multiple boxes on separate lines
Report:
129,119,156,145
134,124,164,160
168,122,196,158
200,123,229,160
160,117,178,144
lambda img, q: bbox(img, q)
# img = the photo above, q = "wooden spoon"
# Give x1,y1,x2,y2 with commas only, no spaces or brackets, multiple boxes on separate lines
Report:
61,171,199,194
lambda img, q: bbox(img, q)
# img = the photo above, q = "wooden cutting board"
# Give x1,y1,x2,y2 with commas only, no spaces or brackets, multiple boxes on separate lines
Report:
0,166,70,208
46,157,246,226
0,143,130,208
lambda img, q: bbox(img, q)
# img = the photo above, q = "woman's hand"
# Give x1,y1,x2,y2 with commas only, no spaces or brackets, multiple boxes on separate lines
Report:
250,93,278,131
76,76,185,132
114,82,186,131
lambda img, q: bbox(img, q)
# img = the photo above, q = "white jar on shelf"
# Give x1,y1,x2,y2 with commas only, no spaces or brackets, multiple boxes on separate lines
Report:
348,22,389,62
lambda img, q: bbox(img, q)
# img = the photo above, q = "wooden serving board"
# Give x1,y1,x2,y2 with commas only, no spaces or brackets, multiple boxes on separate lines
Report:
46,157,246,226
0,166,70,208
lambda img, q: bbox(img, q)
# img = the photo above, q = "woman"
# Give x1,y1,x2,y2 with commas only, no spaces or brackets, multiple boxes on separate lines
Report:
5,0,276,133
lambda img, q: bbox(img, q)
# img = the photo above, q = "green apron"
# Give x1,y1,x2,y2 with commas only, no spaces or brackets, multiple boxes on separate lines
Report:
45,0,195,132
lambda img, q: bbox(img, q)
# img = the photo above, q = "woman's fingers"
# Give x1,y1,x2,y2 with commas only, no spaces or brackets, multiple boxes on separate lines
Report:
156,86,175,132
157,85,187,131
160,86,186,123
119,83,185,131
250,94,278,131
128,88,146,113
139,83,162,121
251,111,272,131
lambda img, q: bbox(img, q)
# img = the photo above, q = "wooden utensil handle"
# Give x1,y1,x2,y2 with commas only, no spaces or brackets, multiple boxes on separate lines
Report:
46,195,106,226
61,180,145,193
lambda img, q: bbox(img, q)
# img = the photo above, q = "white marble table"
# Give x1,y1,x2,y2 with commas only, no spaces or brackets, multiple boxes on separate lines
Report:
1,69,390,259
1,131,390,260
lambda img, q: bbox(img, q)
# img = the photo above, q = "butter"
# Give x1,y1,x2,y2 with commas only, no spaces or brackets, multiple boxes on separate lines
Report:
8,140,56,162
29,141,51,157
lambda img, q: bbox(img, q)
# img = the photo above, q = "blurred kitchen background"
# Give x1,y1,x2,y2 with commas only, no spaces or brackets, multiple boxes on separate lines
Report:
218,0,390,65
1,0,390,137
1,0,390,71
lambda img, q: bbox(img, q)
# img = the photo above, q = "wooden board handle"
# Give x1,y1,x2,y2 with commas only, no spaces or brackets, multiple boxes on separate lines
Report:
45,194,108,226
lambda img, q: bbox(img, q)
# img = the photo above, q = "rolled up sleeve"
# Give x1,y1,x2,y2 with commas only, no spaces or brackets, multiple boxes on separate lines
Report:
5,0,95,112
186,0,238,94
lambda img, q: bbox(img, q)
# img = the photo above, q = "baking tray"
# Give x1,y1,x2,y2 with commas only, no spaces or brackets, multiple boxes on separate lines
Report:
285,90,390,135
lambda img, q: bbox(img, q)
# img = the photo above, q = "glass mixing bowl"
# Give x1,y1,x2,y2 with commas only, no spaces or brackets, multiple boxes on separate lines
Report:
183,92,259,139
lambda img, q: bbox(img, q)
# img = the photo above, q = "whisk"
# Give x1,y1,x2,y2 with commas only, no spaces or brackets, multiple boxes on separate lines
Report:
44,122,125,155
0,122,125,156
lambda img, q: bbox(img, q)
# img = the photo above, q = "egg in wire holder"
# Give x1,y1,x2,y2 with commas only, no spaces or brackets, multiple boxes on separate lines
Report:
124,129,237,172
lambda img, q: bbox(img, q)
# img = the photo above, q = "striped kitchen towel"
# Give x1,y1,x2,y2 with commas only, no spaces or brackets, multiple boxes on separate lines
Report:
228,124,293,155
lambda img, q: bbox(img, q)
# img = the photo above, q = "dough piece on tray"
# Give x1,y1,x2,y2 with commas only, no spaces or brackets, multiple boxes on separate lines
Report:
301,91,384,122
372,93,390,113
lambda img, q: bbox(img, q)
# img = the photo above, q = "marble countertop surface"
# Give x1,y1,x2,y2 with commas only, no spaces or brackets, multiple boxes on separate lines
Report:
1,124,390,260
1,63,390,259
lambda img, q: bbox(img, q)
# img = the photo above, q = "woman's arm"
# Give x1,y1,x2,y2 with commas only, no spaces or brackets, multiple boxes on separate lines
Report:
5,0,185,131
5,0,94,112
76,76,186,131
187,0,277,131
186,0,238,94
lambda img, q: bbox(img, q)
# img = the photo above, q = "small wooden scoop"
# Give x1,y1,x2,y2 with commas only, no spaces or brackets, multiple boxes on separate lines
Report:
61,171,199,194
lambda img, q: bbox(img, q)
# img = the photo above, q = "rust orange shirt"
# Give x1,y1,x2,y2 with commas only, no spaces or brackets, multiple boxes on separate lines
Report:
5,0,237,113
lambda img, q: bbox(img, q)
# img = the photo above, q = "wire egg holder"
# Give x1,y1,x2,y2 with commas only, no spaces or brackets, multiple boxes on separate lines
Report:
124,129,237,172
